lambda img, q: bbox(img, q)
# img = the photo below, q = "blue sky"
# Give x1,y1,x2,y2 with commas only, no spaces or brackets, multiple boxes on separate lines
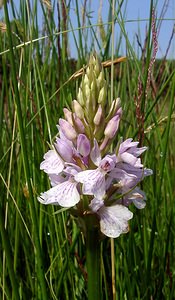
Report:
1,0,174,58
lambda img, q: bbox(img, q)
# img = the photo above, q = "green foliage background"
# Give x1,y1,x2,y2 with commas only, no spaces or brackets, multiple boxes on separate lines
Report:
0,0,175,299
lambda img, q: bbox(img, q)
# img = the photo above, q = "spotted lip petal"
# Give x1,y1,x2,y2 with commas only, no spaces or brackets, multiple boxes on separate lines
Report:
40,150,64,175
89,198,133,238
98,204,133,238
38,181,80,208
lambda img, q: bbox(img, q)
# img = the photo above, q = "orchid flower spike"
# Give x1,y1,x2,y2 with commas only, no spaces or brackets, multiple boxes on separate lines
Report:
38,54,152,238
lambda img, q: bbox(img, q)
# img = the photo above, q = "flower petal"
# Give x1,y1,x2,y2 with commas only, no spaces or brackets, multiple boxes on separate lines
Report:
128,188,146,209
90,139,101,166
38,181,80,207
104,110,122,139
120,152,138,166
49,174,67,186
99,205,133,238
77,134,90,157
55,137,73,162
89,197,104,212
75,169,106,198
40,150,64,174
99,155,116,172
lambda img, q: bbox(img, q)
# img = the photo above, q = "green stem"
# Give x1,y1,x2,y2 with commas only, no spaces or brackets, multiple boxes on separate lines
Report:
86,216,101,300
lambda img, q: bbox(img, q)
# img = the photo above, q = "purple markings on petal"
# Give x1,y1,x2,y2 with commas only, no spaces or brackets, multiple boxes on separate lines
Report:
89,198,133,238
77,134,90,157
38,181,80,207
75,169,106,198
99,155,116,172
89,197,104,212
75,153,117,198
99,205,133,238
40,150,64,175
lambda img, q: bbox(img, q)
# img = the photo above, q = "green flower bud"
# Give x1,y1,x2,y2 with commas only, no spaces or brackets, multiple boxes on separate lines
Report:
98,86,106,106
94,105,103,125
72,100,84,119
97,71,105,88
84,84,90,101
84,74,89,86
77,87,84,106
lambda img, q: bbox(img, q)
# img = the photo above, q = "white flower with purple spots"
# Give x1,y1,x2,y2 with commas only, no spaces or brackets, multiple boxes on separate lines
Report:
74,140,116,198
38,178,80,207
89,198,133,238
40,150,64,175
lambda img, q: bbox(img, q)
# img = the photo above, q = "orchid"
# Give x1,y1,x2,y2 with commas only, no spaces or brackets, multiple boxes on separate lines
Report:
38,54,152,239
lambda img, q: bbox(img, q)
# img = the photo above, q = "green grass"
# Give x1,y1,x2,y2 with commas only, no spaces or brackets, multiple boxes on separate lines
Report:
0,0,175,299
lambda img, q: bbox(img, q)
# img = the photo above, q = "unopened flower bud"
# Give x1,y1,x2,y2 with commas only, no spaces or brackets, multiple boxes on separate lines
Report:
91,80,96,94
97,71,105,88
84,74,89,85
86,66,91,78
55,138,73,162
59,118,77,140
94,59,101,76
72,100,84,119
73,114,85,133
98,86,106,106
94,105,103,126
104,112,121,139
63,108,73,125
77,87,84,106
84,84,90,100
77,134,90,157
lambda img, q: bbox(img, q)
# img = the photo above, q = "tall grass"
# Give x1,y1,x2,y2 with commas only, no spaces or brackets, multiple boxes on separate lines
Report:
0,0,175,299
